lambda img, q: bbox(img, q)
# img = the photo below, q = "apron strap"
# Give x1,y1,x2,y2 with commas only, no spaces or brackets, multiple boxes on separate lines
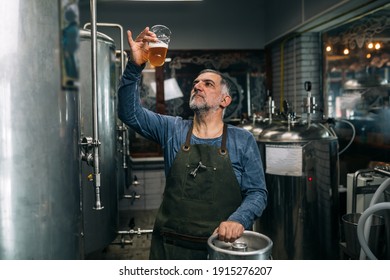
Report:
182,124,193,151
182,123,228,154
219,123,228,155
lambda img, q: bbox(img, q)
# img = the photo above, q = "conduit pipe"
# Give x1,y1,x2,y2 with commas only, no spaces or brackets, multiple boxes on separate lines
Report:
90,0,103,210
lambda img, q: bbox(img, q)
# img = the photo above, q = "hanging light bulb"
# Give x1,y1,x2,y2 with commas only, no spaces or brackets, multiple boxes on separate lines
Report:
325,45,332,52
374,42,381,50
343,48,349,55
367,42,374,49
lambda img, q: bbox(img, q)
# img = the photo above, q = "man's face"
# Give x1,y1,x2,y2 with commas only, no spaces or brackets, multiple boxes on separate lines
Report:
189,72,225,112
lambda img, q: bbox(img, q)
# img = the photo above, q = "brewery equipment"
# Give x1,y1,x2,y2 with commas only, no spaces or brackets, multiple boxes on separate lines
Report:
0,0,81,259
255,82,340,259
83,22,129,199
78,28,119,255
343,168,389,259
357,177,390,259
239,95,278,140
346,171,388,213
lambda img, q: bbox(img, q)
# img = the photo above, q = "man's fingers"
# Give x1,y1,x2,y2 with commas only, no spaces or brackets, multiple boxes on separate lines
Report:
217,221,244,242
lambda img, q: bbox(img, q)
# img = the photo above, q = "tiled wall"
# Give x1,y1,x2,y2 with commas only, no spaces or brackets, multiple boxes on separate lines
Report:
90,158,166,260
120,159,166,211
270,33,322,117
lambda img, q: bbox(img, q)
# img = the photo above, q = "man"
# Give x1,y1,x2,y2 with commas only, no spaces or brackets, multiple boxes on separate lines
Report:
118,27,267,260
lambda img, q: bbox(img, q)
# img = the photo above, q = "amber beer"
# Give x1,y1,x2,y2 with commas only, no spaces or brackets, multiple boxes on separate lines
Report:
148,42,168,67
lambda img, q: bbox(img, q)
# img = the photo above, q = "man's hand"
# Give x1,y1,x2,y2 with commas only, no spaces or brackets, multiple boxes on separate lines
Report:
214,221,244,243
126,27,157,66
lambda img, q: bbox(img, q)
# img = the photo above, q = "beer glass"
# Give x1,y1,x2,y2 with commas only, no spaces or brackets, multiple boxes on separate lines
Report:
149,25,171,67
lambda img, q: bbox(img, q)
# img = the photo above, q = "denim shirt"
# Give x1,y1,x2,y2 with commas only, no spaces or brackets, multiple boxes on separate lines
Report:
118,61,267,229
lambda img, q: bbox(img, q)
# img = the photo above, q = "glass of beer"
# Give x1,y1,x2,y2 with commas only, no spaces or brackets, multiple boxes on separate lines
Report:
149,25,171,67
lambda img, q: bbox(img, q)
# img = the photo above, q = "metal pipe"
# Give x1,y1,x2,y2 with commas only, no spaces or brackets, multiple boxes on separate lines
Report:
84,22,129,170
123,192,141,205
117,229,154,236
267,94,273,124
83,22,125,73
304,81,315,127
246,72,251,117
90,0,103,210
112,228,154,247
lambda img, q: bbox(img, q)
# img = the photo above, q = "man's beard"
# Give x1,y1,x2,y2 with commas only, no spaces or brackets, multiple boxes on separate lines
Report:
189,94,221,113
189,97,208,112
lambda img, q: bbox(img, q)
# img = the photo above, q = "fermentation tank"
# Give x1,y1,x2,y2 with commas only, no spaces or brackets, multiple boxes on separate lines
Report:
256,120,340,259
79,29,119,254
0,1,81,259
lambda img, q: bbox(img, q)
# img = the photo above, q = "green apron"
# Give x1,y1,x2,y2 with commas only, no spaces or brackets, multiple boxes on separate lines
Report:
149,124,242,260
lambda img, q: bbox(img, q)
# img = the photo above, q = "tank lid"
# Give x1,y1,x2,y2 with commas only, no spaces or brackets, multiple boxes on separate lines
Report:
258,122,337,142
79,28,115,45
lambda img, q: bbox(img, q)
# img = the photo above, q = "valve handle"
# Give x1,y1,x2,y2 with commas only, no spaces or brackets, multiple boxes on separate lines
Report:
304,81,311,91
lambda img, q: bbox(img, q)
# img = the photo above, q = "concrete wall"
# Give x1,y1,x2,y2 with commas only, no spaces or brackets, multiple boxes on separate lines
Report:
79,0,266,50
79,0,389,50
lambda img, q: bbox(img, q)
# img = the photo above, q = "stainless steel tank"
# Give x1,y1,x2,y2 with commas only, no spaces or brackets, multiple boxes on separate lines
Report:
79,29,118,255
0,0,81,259
255,121,340,259
238,118,271,139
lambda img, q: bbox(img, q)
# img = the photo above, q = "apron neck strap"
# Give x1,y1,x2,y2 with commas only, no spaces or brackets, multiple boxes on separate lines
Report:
183,124,193,151
220,124,227,154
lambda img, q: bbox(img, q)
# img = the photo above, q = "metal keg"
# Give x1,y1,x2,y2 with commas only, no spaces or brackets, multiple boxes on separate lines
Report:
207,231,273,260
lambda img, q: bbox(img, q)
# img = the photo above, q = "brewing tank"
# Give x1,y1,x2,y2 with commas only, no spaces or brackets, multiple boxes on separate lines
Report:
79,29,119,255
255,121,340,259
0,1,81,259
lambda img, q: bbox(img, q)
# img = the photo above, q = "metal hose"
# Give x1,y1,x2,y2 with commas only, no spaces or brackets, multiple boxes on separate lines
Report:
357,177,390,259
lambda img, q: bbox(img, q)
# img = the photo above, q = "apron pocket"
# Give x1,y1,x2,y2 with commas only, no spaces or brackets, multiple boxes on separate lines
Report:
182,164,216,201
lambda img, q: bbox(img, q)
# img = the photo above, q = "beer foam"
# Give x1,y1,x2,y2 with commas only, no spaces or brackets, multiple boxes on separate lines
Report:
149,41,168,48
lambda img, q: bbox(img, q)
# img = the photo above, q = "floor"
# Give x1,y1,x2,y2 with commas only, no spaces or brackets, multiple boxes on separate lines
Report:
85,209,158,260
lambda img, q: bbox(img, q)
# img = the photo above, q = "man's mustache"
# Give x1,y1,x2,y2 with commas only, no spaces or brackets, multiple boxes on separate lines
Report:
190,91,205,101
